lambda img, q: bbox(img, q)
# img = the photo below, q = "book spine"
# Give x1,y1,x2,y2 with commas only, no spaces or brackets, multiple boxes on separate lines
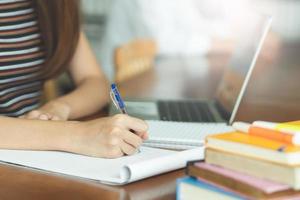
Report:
187,163,265,198
185,160,203,176
205,148,299,190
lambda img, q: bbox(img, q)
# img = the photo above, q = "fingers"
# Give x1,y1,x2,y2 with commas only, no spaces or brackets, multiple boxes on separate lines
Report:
39,114,50,120
113,114,148,134
106,127,142,157
22,110,62,121
121,130,143,148
140,132,149,140
25,110,51,120
25,110,42,119
104,134,138,158
120,140,138,155
105,146,123,158
51,115,61,121
131,131,148,140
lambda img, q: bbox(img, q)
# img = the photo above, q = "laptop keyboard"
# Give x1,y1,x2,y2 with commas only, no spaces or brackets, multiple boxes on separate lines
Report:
157,101,217,122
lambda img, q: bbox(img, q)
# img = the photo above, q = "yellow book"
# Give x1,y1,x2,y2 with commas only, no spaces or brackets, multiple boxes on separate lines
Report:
206,132,300,166
282,121,300,126
278,121,300,132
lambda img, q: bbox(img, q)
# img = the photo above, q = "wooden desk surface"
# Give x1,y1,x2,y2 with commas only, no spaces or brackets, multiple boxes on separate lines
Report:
1,44,300,200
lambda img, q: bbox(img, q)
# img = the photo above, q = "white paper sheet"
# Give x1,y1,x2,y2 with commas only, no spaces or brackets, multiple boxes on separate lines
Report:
144,120,234,149
0,146,204,185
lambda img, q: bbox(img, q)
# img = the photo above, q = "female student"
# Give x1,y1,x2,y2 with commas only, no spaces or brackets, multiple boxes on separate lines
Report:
0,0,148,158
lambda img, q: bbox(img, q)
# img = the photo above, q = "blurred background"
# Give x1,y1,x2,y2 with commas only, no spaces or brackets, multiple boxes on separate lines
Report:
82,0,300,80
68,0,300,122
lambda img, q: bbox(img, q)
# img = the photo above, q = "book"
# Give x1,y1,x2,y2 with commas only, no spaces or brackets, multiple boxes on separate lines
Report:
206,132,300,165
143,120,234,150
0,146,203,185
205,148,300,190
176,177,244,200
186,160,299,199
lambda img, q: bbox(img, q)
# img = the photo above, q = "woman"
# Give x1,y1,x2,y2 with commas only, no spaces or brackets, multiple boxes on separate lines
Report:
0,0,148,158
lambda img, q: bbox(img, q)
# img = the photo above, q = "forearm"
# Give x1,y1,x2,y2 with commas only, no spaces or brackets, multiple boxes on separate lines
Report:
26,32,111,121
47,77,109,120
0,116,78,151
0,114,148,158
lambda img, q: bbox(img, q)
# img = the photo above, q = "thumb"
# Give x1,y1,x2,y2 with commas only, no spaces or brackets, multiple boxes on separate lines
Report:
38,113,51,120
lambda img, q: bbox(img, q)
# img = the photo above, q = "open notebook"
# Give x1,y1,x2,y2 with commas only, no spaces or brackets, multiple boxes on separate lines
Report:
0,146,203,185
143,120,234,150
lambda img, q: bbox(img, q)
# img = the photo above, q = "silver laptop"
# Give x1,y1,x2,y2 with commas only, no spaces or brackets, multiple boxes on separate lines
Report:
111,15,272,126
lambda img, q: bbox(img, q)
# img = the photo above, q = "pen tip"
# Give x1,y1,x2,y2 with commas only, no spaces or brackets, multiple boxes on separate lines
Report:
111,83,116,89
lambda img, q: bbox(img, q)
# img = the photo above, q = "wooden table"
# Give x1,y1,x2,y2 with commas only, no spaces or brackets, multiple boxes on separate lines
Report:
0,43,300,200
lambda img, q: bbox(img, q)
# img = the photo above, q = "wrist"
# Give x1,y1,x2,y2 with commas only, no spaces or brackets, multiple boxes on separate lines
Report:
57,120,83,153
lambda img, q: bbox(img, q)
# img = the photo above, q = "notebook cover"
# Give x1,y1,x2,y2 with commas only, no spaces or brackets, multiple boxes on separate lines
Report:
206,132,300,152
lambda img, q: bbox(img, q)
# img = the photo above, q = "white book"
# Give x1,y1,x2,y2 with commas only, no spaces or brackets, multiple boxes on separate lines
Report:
0,146,204,185
143,120,234,150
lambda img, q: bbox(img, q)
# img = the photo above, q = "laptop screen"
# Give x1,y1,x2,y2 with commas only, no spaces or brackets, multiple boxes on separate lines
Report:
215,15,272,124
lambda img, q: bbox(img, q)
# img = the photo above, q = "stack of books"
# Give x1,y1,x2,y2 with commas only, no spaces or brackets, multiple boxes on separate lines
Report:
177,120,300,200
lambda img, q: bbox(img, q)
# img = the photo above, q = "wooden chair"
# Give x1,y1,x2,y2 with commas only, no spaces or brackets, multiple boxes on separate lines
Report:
114,39,157,83
43,39,157,101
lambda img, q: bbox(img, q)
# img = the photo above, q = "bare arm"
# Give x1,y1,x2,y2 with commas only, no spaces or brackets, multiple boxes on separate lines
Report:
24,32,110,120
1,31,148,158
0,116,77,151
0,114,148,158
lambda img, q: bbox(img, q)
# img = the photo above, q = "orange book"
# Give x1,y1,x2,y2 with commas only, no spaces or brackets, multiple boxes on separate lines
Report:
206,132,300,166
233,121,300,145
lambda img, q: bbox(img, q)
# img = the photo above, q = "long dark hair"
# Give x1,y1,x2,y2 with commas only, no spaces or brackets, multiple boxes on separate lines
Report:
33,0,81,79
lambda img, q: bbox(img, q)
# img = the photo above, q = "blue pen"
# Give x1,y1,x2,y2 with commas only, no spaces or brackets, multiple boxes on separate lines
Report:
110,83,127,114
110,83,142,153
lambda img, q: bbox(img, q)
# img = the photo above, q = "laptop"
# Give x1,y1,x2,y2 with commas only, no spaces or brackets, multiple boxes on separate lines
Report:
112,16,272,125
110,15,272,149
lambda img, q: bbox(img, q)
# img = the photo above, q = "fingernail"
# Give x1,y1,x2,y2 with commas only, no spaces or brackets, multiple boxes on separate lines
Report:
39,114,49,120
143,133,149,140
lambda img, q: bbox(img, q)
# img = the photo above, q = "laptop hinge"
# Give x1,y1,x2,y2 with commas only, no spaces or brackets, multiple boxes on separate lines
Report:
214,100,231,124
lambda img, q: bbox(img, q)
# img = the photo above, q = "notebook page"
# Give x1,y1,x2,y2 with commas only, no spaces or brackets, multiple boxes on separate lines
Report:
0,147,175,185
145,120,234,146
143,143,199,150
122,147,204,184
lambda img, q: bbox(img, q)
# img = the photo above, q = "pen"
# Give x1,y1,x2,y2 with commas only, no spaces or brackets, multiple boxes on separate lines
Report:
110,83,141,153
110,83,127,114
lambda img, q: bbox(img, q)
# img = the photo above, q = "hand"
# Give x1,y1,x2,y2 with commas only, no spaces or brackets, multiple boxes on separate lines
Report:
68,114,149,158
21,100,71,121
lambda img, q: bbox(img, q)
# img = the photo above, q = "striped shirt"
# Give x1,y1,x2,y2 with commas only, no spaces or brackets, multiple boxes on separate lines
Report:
0,0,45,117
